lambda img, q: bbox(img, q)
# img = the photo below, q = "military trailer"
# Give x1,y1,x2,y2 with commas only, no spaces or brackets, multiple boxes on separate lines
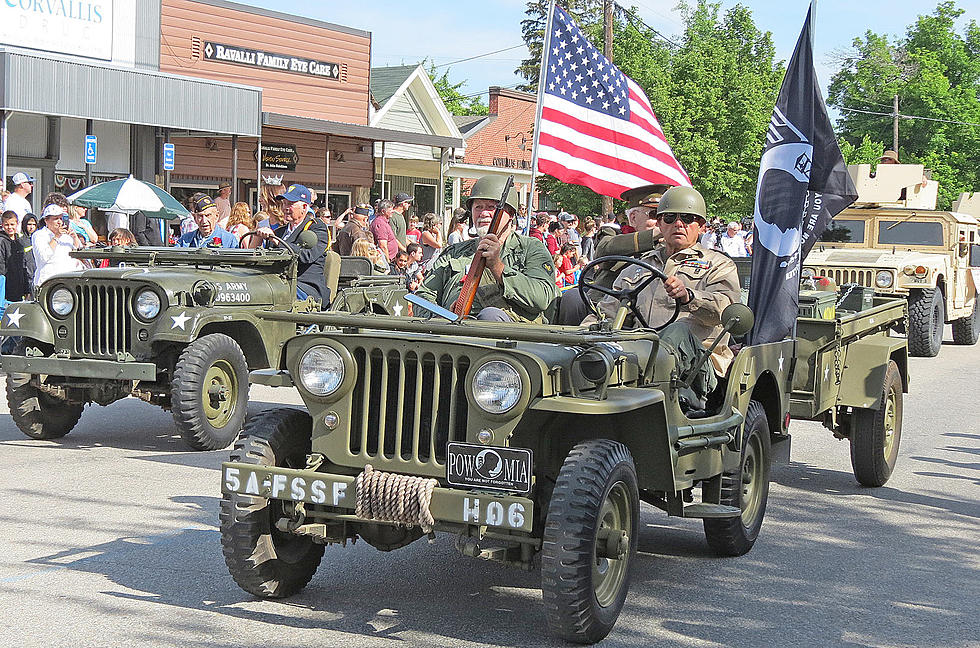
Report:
0,240,408,451
804,163,980,357
215,249,908,642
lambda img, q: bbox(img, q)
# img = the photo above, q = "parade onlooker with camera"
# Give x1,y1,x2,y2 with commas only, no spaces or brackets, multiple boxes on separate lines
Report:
720,221,748,257
420,212,443,264
32,204,84,287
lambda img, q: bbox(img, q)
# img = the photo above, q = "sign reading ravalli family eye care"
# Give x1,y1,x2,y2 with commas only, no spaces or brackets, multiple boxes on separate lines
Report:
256,144,299,171
203,42,341,80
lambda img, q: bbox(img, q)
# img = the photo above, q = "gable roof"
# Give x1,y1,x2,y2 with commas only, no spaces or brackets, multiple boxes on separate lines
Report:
453,114,495,138
370,64,421,107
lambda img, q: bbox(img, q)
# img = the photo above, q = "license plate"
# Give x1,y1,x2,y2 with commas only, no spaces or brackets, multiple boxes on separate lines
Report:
446,442,532,494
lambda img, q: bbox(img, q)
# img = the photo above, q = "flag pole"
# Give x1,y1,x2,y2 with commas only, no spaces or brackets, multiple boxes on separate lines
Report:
526,0,557,229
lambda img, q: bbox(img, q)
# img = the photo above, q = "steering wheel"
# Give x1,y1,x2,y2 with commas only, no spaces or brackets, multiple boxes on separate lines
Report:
238,230,296,253
578,254,681,330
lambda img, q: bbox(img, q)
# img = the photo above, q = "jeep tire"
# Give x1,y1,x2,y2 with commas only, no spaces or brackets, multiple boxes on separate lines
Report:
6,372,84,440
541,439,638,644
950,299,980,346
220,408,325,598
171,333,249,451
850,360,903,487
704,400,771,557
907,288,944,357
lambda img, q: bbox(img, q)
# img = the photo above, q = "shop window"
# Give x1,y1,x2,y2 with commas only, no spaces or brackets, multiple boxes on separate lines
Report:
328,192,351,217
414,183,437,216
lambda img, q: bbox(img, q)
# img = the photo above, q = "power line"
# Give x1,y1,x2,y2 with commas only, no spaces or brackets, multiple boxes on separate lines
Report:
840,106,980,127
615,2,680,49
432,44,527,69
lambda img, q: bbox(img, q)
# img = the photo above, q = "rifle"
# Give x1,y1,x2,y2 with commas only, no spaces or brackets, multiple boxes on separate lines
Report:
451,174,515,318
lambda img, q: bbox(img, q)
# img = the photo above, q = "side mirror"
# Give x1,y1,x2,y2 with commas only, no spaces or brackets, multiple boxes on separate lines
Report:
970,243,980,268
297,230,318,250
722,303,754,337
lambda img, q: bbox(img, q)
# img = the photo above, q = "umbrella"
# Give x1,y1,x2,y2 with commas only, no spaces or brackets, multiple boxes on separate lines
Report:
67,175,189,220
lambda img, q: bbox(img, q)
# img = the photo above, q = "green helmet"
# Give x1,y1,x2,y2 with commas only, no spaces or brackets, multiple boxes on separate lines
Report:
657,186,707,220
466,175,519,215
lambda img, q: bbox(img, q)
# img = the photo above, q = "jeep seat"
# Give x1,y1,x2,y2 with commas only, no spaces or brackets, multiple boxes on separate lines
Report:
339,256,374,285
323,250,341,306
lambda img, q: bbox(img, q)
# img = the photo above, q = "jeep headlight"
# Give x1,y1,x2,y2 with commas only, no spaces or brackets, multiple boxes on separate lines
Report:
472,361,522,414
875,270,894,288
298,345,344,397
135,290,161,320
49,287,74,316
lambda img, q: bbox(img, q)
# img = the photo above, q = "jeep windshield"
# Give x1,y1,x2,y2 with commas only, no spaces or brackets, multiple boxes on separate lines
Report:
877,221,944,246
820,219,865,243
71,246,295,268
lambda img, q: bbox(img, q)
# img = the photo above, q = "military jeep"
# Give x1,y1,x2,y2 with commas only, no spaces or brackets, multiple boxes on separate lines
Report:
0,241,408,451
804,163,980,357
218,256,796,643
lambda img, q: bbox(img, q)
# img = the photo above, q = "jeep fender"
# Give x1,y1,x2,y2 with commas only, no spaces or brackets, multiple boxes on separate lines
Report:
837,336,909,410
0,301,54,344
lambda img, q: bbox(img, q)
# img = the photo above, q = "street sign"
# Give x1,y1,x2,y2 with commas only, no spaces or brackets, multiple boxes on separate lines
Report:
84,135,97,165
163,143,175,171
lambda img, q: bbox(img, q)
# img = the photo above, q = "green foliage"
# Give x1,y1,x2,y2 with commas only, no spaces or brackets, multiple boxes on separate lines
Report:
517,1,603,92
828,1,980,208
426,63,488,116
839,134,887,165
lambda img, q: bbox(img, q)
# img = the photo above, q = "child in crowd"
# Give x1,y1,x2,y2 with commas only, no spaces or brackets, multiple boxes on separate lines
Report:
0,210,30,302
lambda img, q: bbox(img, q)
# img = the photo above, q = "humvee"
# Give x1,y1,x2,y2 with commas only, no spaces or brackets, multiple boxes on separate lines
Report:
804,163,980,357
0,238,408,450
217,255,908,643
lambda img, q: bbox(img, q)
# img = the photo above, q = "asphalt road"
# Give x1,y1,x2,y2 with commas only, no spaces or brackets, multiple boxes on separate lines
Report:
0,331,977,648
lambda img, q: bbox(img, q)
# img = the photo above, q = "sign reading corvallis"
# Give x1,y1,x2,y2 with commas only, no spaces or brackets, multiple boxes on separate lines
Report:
203,42,341,80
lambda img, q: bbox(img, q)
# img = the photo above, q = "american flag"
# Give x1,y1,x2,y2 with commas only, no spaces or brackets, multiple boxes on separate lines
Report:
536,5,691,198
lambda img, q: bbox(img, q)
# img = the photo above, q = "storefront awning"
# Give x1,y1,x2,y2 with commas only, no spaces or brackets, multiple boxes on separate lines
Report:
0,49,262,136
263,112,464,149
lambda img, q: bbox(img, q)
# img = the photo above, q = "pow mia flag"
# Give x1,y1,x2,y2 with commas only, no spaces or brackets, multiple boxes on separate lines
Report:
747,5,857,345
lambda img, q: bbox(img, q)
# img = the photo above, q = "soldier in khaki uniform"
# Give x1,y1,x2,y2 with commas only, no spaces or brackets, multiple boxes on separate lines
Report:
587,186,741,401
416,176,557,322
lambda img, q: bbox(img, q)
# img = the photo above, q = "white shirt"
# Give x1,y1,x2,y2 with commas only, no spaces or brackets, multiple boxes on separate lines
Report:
700,231,719,250
3,192,32,225
720,231,748,257
216,196,232,229
32,227,83,287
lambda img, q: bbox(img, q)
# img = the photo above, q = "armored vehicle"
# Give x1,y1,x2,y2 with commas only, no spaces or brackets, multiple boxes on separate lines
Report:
804,163,980,357
0,240,408,451
217,245,909,643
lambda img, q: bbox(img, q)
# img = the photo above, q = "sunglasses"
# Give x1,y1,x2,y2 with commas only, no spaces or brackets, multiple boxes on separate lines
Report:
659,213,702,225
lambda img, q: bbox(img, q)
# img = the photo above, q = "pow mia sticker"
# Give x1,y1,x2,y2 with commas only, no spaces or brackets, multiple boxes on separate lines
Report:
215,281,252,304
447,443,532,494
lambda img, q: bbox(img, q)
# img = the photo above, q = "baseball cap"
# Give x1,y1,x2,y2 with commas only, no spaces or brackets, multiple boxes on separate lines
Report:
393,192,414,204
192,193,217,213
41,204,66,219
559,212,576,222
276,184,313,204
12,172,35,185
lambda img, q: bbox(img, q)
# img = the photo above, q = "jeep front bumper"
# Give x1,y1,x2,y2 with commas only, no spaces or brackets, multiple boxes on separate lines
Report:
221,462,534,533
0,355,157,381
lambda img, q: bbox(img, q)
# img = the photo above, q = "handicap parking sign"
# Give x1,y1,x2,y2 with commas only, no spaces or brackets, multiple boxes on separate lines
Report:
163,143,175,171
84,134,97,165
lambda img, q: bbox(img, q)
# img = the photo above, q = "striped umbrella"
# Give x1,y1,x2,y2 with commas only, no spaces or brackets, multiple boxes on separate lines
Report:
67,175,189,220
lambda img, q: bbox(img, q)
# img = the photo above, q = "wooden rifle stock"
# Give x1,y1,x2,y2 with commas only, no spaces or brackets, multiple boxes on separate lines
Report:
451,175,515,317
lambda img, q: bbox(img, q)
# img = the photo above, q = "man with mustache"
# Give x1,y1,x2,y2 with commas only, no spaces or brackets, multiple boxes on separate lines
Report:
415,176,556,322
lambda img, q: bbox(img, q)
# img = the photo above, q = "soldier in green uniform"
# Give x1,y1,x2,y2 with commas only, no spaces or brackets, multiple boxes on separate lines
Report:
415,176,557,322
586,186,741,404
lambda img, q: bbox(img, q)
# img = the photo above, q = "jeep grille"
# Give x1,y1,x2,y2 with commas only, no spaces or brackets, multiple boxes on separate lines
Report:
813,267,873,288
348,347,469,471
72,284,133,357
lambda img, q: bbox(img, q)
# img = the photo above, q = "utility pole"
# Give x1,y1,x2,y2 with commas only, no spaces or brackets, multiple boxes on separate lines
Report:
892,93,900,154
601,0,614,220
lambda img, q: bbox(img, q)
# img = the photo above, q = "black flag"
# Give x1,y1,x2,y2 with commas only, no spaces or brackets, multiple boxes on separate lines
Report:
747,5,858,345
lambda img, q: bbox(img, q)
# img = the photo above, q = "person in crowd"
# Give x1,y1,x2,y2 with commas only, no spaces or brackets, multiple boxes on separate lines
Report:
404,242,425,289
879,149,900,165
315,206,332,229
390,249,410,278
556,242,576,287
528,212,548,242
741,219,754,256
97,228,138,268
254,184,331,303
370,199,399,262
351,238,390,274
420,212,443,264
19,214,37,284
226,202,255,241
560,212,581,257
32,204,84,287
415,175,556,323
0,210,30,302
585,186,740,403
580,218,597,262
390,192,413,253
176,193,239,249
545,221,563,255
42,191,71,214
2,172,34,225
700,217,722,250
335,204,372,256
130,211,164,246
406,214,422,243
215,182,232,229
719,221,748,257
447,207,469,245
68,204,98,246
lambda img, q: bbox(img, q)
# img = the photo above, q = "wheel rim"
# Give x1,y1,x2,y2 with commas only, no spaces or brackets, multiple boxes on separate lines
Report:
740,433,765,528
593,481,632,608
202,360,238,429
882,387,898,459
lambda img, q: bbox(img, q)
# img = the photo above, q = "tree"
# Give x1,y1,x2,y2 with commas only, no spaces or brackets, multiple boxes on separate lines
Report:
517,0,603,92
426,63,489,116
839,134,887,166
829,2,980,208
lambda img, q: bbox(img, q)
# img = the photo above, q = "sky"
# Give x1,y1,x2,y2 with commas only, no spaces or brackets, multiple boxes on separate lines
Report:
247,0,979,106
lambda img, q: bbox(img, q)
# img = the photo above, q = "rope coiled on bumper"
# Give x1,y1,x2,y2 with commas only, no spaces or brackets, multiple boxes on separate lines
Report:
354,464,438,533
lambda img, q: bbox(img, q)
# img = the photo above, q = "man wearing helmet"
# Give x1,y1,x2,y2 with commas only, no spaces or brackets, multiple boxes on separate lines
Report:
415,175,557,322
587,186,741,403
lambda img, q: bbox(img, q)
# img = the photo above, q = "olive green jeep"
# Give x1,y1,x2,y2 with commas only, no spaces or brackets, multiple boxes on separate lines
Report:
0,239,408,451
